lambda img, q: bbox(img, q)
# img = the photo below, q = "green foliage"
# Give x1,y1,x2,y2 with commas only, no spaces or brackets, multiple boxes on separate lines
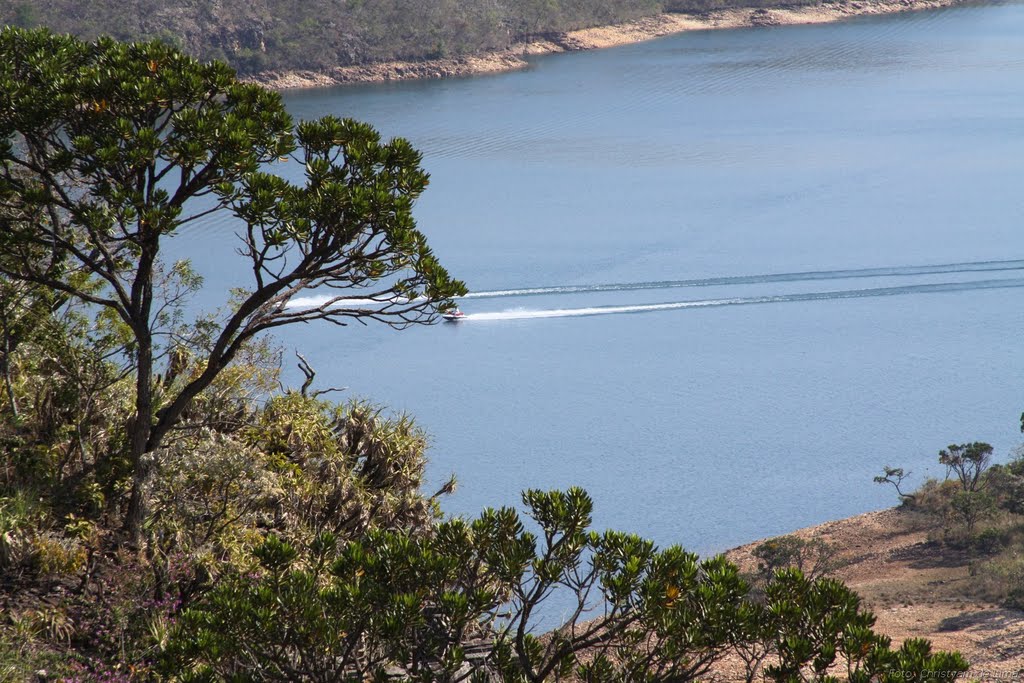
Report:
0,0,785,77
761,570,968,683
0,0,837,80
752,535,843,582
878,431,1024,608
985,454,1024,516
145,395,439,580
161,488,968,683
950,489,995,535
146,430,277,569
0,287,132,504
0,0,841,80
0,496,93,593
164,529,498,681
0,27,978,682
877,441,999,539
0,27,464,539
0,493,51,578
939,442,992,493
246,395,437,536
0,614,75,682
873,466,915,504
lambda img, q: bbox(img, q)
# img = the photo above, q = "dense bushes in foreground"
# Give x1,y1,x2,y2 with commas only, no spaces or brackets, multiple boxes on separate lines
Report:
0,28,968,681
0,307,969,679
0,277,975,678
161,489,968,682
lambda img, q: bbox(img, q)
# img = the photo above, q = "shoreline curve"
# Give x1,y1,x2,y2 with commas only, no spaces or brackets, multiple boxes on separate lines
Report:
252,0,965,90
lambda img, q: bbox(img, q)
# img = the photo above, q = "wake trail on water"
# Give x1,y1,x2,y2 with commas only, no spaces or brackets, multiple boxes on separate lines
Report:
462,259,1024,300
461,277,1024,322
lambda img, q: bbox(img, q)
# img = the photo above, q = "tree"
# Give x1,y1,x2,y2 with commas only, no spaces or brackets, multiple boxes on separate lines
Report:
0,277,44,418
0,27,465,540
873,466,915,503
751,534,843,582
760,569,968,683
938,442,992,493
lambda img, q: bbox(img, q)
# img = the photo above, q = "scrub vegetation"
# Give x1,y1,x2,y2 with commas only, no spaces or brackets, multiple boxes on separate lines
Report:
0,0,821,76
877,436,1024,610
0,28,969,681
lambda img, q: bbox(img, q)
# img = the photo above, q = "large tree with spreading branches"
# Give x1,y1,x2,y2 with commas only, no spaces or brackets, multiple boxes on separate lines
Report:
0,27,465,540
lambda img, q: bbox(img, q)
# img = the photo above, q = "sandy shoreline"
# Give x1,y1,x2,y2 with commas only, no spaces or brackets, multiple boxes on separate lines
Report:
254,0,964,89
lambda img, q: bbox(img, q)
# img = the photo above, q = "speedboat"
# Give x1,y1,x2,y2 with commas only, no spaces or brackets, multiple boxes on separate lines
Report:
442,308,466,322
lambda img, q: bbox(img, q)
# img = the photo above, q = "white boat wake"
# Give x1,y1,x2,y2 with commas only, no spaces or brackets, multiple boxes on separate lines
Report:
284,259,1024,317
463,258,1024,300
458,277,1024,322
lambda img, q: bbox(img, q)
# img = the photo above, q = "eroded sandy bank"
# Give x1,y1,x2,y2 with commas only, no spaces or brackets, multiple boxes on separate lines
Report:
254,0,964,89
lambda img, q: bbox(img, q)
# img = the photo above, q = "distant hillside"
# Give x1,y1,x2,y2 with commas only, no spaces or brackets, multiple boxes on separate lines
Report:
0,0,820,76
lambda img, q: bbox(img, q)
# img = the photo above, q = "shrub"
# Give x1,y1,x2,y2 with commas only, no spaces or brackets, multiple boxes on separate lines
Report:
987,454,1024,516
752,535,843,582
243,395,439,541
161,488,969,683
880,440,1005,541
939,442,993,493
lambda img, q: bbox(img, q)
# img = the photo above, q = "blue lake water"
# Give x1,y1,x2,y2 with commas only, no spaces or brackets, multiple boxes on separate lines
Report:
169,1,1024,556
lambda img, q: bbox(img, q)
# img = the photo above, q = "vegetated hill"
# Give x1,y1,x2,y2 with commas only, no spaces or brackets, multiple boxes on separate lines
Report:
0,0,820,75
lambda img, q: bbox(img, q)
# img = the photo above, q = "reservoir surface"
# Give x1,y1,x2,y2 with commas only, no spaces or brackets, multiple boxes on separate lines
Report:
170,1,1024,555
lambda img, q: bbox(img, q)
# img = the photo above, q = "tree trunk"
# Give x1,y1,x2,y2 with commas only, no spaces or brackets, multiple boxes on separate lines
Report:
0,339,17,419
124,332,154,544
124,243,157,545
0,301,20,419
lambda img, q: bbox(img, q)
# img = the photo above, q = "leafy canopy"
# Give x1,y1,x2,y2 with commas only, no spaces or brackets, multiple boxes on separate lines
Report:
0,27,465,537
0,27,464,336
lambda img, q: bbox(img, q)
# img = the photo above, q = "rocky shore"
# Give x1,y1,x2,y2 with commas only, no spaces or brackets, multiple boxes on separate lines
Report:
253,0,964,89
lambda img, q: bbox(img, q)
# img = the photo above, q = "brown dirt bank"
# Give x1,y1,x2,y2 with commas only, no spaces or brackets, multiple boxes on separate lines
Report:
253,0,965,89
724,508,1024,680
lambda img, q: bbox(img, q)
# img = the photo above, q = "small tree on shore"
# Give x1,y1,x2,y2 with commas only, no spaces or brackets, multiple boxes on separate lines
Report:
751,534,843,582
0,27,465,541
874,466,916,503
939,442,992,493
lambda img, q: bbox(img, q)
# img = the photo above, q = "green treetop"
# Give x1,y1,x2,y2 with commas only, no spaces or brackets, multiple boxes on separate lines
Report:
0,27,465,540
